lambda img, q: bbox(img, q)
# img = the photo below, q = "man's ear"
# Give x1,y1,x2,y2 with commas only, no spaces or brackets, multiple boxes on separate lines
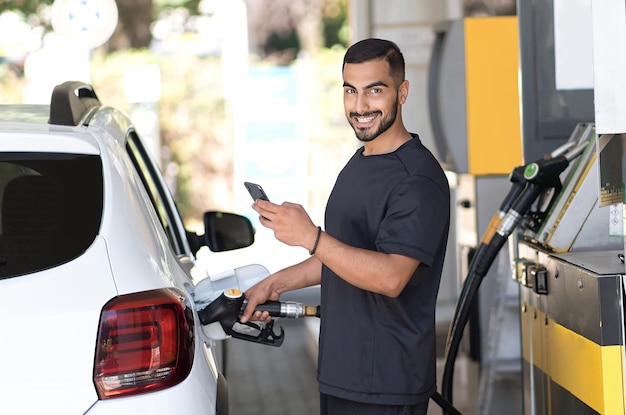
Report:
398,80,409,104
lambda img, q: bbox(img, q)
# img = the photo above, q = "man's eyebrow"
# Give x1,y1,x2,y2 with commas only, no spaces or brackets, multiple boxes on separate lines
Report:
342,81,389,90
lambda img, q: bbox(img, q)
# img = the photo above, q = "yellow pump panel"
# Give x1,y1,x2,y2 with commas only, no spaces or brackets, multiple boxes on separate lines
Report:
464,17,522,175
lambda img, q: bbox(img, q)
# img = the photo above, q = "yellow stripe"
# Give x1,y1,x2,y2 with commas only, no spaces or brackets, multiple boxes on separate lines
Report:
522,304,625,414
464,16,523,175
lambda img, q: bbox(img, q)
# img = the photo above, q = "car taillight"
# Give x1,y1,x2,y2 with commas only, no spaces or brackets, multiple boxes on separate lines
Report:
93,288,195,399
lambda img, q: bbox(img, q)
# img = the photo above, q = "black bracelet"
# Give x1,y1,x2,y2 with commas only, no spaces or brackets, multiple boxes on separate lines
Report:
310,226,322,255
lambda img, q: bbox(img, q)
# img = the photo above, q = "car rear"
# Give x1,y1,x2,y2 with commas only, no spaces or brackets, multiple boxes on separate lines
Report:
0,108,222,414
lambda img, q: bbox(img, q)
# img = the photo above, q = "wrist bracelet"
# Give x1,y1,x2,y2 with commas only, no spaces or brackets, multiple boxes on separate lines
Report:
310,226,322,255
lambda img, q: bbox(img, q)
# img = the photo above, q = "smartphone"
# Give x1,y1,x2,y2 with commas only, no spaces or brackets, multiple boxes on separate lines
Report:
244,181,270,202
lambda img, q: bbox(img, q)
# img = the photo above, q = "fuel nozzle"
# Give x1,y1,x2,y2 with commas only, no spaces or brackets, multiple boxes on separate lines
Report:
198,288,284,346
198,288,320,347
198,287,245,326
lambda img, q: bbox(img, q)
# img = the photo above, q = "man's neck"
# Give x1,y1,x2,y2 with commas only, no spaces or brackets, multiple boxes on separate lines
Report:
362,127,412,156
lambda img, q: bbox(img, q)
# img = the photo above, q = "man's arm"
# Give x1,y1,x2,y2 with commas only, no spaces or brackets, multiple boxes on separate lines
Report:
252,200,420,298
314,231,419,297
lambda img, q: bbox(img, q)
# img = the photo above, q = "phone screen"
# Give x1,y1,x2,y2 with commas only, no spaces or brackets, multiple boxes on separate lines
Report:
244,181,270,201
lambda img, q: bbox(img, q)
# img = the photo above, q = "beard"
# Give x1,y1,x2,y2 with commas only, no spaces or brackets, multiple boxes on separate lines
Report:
349,100,399,142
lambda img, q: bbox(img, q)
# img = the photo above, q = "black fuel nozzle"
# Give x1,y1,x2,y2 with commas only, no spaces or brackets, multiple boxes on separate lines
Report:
475,153,580,278
198,288,284,346
500,165,527,214
198,288,320,347
198,288,245,326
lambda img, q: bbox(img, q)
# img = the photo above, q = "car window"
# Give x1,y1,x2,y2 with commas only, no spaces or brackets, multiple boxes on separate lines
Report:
126,132,186,256
0,153,103,279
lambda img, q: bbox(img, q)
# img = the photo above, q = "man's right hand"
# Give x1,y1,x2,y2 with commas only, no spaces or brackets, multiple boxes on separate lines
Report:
240,277,280,323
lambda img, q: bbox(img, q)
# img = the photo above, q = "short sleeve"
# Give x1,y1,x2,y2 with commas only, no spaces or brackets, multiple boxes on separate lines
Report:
375,176,449,266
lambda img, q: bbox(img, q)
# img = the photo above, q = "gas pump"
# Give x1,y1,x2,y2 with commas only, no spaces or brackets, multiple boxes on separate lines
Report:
513,127,626,414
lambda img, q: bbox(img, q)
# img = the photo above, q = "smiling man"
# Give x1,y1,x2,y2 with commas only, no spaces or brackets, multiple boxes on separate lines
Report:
241,38,451,415
343,44,406,149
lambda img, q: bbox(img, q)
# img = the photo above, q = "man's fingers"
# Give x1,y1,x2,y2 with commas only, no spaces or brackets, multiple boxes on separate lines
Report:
240,306,270,323
240,300,257,323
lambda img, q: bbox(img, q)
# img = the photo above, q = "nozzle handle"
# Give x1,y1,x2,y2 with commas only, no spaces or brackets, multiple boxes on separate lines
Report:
242,300,320,318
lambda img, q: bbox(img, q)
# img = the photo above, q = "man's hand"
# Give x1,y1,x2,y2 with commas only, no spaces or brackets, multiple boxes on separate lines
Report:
253,199,319,252
239,276,279,323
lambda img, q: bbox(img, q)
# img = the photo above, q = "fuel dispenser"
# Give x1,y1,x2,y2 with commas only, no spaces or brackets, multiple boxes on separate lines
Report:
514,125,626,414
506,0,625,413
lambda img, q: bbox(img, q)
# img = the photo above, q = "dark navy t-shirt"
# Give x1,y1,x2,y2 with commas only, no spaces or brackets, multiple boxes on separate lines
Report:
317,134,450,405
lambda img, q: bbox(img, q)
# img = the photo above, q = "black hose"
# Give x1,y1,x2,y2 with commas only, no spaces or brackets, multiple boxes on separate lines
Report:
441,269,482,406
431,392,464,415
441,233,509,409
446,243,486,338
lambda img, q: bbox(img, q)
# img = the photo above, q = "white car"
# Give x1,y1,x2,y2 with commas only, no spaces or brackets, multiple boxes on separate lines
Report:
0,81,279,414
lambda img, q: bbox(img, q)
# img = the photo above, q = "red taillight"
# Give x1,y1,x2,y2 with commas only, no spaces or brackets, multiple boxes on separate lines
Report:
93,288,195,399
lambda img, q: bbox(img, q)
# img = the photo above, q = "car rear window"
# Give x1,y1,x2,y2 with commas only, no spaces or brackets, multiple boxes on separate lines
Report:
0,153,103,279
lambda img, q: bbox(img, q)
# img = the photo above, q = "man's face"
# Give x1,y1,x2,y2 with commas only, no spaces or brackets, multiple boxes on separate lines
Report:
342,59,403,142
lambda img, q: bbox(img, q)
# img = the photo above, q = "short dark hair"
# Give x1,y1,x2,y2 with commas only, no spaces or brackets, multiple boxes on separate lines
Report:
342,38,405,84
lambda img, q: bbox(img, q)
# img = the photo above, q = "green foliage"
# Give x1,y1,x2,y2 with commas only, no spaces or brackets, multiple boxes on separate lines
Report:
0,0,52,15
154,0,200,14
91,49,230,219
323,0,349,48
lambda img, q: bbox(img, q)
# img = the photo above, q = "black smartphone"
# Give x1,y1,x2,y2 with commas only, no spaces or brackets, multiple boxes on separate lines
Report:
244,181,270,201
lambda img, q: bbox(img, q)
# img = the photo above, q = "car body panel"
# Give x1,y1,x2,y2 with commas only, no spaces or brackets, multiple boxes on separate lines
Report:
0,129,100,154
98,133,190,294
0,237,117,413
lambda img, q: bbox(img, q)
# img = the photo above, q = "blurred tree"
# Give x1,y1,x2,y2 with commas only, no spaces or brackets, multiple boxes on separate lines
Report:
0,0,346,57
0,0,155,51
0,0,47,15
104,0,153,51
245,0,347,64
322,0,348,48
464,0,516,16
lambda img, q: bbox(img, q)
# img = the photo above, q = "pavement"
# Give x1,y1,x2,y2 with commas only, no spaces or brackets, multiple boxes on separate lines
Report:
226,318,320,415
225,287,321,415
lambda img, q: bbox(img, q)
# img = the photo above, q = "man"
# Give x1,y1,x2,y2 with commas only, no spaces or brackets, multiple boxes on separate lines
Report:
241,38,450,415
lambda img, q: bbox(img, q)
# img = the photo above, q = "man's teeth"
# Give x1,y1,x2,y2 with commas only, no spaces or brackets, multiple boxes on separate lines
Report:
357,116,375,123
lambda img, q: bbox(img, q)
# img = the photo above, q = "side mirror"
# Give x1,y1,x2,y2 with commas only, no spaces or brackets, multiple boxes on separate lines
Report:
187,212,254,252
186,212,255,255
203,211,255,252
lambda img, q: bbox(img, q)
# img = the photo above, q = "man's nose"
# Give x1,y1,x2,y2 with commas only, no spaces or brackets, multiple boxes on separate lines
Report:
354,94,370,115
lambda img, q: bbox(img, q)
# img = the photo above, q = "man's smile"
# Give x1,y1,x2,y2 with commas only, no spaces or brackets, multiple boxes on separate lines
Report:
351,111,381,125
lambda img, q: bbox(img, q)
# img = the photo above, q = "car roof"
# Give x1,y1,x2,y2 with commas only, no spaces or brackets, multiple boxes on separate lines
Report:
0,81,102,127
0,82,131,153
